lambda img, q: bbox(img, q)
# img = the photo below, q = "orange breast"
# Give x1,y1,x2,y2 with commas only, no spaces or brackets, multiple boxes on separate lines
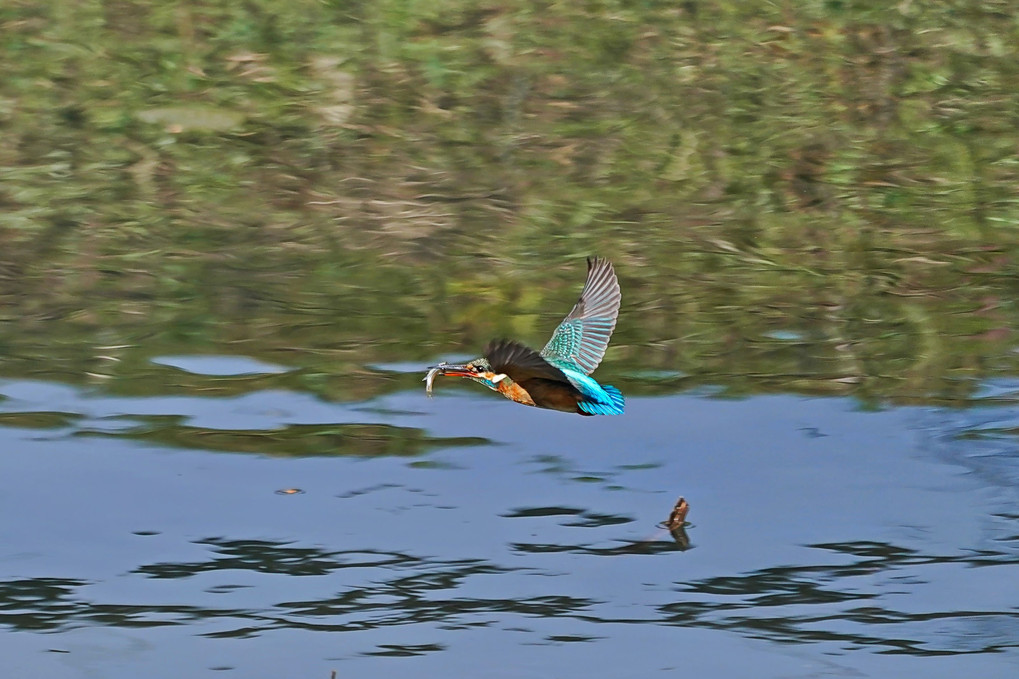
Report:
497,380,536,406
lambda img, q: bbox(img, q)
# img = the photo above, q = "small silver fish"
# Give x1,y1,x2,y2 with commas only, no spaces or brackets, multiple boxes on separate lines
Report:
423,362,448,397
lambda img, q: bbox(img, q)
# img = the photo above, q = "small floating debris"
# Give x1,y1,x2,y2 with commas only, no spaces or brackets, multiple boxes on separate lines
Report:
659,496,690,550
664,496,689,529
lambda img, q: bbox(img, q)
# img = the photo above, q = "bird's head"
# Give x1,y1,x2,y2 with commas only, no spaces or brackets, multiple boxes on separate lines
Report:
426,357,507,392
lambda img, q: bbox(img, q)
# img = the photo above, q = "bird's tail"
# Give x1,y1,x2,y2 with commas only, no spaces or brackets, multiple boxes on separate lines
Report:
578,384,625,416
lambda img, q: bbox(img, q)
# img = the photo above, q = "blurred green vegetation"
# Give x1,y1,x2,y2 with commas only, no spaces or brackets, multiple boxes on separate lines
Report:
1,0,1018,405
79,418,490,457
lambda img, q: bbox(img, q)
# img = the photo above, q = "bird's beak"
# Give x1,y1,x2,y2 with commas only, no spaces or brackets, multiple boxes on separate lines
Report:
431,363,475,378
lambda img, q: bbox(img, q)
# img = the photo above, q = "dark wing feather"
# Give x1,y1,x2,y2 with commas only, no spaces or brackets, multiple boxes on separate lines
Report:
485,339,571,384
540,256,621,374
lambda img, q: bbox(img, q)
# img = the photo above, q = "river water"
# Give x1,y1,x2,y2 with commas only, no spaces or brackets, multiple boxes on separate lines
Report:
2,356,1017,678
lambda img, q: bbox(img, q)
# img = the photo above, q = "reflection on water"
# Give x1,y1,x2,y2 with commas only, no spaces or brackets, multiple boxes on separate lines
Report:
671,540,1019,656
2,529,1016,655
2,373,1019,677
82,419,489,458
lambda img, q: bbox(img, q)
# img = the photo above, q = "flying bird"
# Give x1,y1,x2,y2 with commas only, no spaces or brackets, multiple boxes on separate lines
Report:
425,257,624,416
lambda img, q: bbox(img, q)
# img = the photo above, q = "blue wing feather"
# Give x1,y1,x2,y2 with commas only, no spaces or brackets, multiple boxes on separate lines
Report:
577,384,625,416
540,257,621,375
556,365,625,415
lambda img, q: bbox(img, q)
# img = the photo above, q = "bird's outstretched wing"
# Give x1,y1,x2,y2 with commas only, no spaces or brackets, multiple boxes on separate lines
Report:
540,257,620,375
485,339,570,384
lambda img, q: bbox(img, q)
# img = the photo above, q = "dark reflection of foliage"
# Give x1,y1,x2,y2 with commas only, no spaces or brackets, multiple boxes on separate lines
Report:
562,512,633,528
362,643,445,657
4,539,1018,655
0,411,80,429
0,578,87,631
511,541,684,557
76,417,488,457
133,539,411,579
275,584,587,634
502,506,633,527
0,576,249,633
657,540,1019,656
524,455,629,489
0,576,247,632
1,539,596,638
503,506,585,518
546,635,602,643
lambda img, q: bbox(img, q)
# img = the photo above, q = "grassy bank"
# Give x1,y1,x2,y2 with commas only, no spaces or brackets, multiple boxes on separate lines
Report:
1,0,1017,403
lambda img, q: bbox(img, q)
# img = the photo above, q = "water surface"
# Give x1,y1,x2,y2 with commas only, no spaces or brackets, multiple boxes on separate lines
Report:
2,367,1017,678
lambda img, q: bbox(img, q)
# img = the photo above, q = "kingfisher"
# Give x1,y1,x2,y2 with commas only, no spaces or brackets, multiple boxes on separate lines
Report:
425,257,624,416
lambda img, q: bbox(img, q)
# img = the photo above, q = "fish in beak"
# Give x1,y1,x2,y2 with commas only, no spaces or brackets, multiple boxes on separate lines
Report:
423,361,476,396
